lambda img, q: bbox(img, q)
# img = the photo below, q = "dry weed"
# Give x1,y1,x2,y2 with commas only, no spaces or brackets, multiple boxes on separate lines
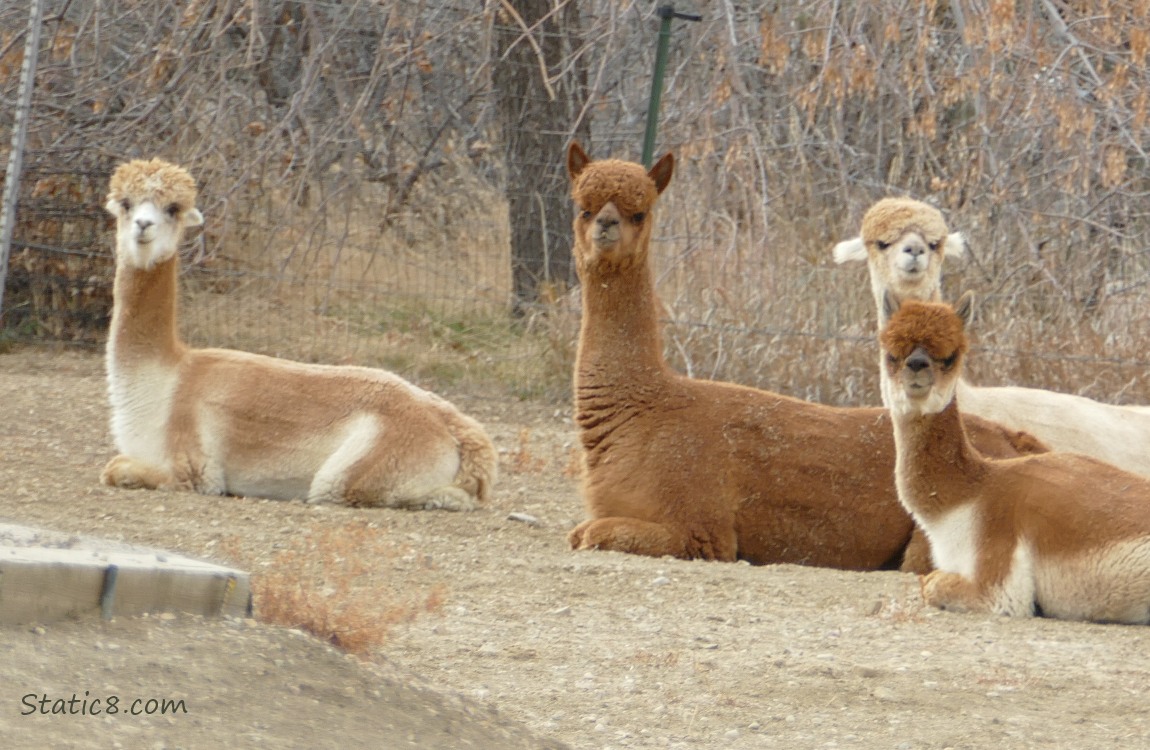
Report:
504,428,548,476
224,521,445,657
562,446,583,480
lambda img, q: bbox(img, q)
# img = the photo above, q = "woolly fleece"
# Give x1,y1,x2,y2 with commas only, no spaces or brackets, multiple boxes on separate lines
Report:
861,197,949,246
108,158,198,212
881,299,969,362
570,159,658,217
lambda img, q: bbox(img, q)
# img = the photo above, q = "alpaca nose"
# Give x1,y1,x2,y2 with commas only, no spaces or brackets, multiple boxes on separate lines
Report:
902,242,925,257
136,218,154,231
906,349,931,372
596,215,619,231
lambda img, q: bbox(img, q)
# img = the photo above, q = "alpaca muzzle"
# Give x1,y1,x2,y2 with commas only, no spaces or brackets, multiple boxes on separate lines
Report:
902,347,935,395
893,234,930,275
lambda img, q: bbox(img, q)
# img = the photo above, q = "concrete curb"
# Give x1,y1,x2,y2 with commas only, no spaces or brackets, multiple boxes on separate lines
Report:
0,522,251,625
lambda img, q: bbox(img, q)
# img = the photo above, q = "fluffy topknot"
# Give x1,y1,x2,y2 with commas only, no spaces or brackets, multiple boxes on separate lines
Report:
570,159,659,218
861,197,948,246
880,299,969,362
107,158,198,212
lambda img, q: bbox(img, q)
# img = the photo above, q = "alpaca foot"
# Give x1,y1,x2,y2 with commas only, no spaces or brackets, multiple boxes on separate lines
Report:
100,455,174,490
338,485,478,511
920,570,989,613
399,486,478,512
568,517,689,559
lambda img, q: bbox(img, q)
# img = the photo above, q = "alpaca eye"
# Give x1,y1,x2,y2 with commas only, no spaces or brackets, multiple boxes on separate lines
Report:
876,240,890,251
887,353,899,365
929,240,940,251
166,204,180,218
580,210,592,220
120,199,131,212
942,353,958,369
631,212,646,224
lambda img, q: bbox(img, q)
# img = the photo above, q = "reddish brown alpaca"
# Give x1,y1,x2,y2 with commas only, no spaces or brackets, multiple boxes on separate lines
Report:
564,143,1045,571
883,295,1150,622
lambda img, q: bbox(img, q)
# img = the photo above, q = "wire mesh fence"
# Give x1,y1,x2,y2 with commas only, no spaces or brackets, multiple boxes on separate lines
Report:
3,0,1150,406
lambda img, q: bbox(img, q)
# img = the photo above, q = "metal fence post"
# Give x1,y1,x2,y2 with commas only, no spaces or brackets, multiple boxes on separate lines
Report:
640,4,700,168
0,0,46,325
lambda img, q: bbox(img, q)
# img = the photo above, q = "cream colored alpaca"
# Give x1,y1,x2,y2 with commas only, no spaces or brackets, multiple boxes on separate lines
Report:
564,144,1045,572
834,197,1150,478
101,158,496,509
882,295,1150,623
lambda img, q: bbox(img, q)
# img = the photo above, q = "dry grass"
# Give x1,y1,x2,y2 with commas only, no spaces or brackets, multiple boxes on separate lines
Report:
10,2,1150,409
224,521,445,657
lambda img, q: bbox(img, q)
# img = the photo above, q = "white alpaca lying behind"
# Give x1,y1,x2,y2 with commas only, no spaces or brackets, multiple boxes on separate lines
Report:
101,158,496,510
882,293,1150,624
833,196,1150,478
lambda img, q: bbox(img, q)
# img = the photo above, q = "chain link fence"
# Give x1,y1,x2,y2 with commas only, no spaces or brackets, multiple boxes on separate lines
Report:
3,0,1150,405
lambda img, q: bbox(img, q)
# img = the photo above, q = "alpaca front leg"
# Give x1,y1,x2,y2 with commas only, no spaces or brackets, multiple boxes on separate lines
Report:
569,517,715,560
100,454,177,490
920,570,992,613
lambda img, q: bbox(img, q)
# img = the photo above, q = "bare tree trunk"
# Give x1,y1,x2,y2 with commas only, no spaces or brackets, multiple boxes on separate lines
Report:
492,0,589,316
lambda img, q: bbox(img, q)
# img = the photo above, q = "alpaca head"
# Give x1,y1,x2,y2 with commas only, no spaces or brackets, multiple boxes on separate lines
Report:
105,158,203,270
833,197,967,321
879,292,974,416
566,142,673,275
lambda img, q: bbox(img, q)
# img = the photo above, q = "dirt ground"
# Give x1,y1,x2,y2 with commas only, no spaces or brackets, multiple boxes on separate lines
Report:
1,346,1148,750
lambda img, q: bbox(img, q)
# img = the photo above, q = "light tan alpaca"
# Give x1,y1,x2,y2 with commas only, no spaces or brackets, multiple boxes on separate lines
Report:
101,158,496,509
564,143,1045,572
834,197,1150,478
882,295,1150,623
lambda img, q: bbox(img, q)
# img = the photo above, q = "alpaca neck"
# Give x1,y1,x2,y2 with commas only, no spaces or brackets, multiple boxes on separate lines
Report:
576,253,669,389
108,254,185,366
574,248,672,455
870,274,943,325
890,395,985,520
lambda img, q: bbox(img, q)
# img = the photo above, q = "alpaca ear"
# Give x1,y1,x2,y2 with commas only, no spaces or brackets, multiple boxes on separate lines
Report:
943,231,967,259
184,207,204,227
567,141,590,180
882,290,901,322
832,237,867,264
955,290,975,327
649,152,674,195
104,198,122,217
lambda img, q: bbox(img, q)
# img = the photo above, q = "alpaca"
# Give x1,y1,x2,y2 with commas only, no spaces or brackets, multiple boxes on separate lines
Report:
564,143,1045,572
882,295,1150,623
101,158,496,509
833,197,1150,478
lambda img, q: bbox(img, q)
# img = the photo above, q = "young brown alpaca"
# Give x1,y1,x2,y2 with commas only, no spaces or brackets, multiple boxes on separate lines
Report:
882,295,1150,622
102,158,496,509
564,143,1045,571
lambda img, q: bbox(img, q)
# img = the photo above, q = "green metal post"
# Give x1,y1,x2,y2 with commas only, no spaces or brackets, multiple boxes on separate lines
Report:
641,5,701,168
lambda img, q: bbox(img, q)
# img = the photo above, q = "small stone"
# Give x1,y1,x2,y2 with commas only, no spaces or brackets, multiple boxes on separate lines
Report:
651,576,671,586
873,686,898,702
507,512,541,527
